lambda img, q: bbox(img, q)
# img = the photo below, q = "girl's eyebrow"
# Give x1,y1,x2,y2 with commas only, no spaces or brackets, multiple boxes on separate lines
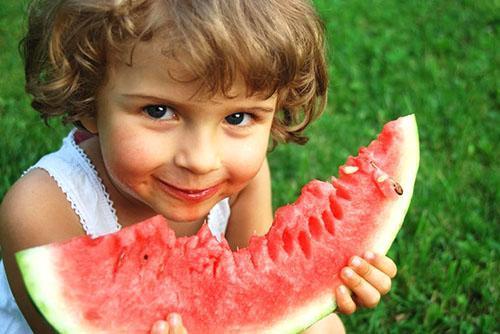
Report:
235,106,275,113
121,93,175,102
121,93,275,113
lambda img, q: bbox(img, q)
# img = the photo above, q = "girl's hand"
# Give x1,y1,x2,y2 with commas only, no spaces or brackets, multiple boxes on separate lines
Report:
336,252,397,314
150,313,188,334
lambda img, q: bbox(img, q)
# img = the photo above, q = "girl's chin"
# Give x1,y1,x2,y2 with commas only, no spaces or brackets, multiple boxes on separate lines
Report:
164,215,207,225
155,205,211,224
143,190,230,223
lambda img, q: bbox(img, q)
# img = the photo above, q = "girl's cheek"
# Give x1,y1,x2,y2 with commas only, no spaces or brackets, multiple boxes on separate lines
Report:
104,137,161,178
223,138,268,183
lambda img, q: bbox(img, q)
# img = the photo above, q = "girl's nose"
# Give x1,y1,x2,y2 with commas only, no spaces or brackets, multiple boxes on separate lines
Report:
173,132,222,175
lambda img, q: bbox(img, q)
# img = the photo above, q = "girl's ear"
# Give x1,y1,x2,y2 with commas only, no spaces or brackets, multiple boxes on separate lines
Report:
76,115,98,135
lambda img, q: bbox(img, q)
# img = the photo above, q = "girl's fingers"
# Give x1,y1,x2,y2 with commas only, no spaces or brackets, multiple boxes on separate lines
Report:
340,266,381,308
364,252,397,278
335,285,356,314
150,320,168,334
150,314,187,334
167,313,187,334
349,255,392,295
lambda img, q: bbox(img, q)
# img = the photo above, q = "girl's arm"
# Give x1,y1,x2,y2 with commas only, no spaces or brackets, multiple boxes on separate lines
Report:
0,169,86,333
225,158,273,250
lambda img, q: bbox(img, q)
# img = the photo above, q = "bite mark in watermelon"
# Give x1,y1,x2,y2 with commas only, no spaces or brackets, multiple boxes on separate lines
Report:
16,114,419,333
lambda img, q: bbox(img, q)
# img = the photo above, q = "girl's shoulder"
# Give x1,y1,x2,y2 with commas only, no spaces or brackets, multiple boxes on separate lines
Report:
0,168,84,252
0,169,83,332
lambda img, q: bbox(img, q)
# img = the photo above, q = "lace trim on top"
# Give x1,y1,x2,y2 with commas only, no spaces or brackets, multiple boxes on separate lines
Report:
23,129,121,238
23,165,96,237
67,129,121,233
206,197,230,241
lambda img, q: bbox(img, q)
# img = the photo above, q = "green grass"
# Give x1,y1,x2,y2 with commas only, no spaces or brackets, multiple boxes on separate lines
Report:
1,0,498,333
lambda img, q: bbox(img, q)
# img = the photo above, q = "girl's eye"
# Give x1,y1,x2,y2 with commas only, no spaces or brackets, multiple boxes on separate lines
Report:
225,113,252,126
142,105,175,120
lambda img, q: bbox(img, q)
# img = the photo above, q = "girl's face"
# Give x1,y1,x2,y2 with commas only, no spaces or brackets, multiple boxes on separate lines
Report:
91,39,277,224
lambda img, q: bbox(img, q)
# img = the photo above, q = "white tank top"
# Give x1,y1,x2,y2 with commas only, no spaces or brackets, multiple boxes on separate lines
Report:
0,129,230,333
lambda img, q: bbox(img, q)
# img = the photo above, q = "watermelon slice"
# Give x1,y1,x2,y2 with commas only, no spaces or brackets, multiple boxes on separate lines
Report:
16,114,419,333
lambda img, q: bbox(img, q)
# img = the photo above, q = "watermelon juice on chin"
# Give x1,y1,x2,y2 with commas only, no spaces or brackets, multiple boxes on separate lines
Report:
16,115,419,333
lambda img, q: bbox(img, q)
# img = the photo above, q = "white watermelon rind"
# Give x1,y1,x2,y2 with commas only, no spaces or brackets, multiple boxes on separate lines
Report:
231,293,336,333
266,293,336,333
370,114,419,254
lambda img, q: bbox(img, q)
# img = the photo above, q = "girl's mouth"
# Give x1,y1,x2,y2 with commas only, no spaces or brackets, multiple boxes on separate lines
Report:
157,180,222,203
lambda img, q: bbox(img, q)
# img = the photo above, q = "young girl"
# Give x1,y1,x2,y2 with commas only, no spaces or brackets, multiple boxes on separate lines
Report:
0,0,397,333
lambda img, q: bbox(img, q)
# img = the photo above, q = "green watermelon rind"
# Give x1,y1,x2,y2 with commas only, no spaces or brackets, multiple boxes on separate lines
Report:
16,246,91,334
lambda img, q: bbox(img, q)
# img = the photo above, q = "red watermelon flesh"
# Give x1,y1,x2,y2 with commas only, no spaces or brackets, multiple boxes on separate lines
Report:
16,114,419,333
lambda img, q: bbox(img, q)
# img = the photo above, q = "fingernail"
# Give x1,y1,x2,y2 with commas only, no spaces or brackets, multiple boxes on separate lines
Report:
364,251,375,260
343,268,354,278
168,313,182,327
339,285,348,294
351,256,362,267
152,321,167,333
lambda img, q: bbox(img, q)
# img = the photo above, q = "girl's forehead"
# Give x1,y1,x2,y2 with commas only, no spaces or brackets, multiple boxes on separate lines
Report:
108,38,275,103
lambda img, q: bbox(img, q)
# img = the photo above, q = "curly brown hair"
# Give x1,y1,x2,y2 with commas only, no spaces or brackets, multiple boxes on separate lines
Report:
22,0,328,145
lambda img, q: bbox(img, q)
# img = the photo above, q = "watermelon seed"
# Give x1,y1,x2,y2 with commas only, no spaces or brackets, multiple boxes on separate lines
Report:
112,251,127,276
376,174,389,183
144,254,149,260
370,161,404,196
393,181,403,195
343,166,359,174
